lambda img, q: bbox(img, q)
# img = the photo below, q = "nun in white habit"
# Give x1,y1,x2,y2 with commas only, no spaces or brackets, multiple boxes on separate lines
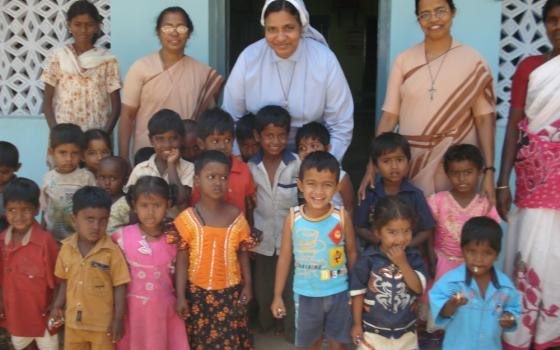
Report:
222,0,354,161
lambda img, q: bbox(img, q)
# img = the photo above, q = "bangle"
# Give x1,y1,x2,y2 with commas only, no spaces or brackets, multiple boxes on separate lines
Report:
483,166,496,173
496,185,509,190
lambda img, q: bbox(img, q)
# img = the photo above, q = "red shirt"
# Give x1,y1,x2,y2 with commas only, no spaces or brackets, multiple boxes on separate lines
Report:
0,222,59,336
192,156,256,212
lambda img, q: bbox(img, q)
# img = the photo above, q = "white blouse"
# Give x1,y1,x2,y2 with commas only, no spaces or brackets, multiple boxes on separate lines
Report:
223,37,354,161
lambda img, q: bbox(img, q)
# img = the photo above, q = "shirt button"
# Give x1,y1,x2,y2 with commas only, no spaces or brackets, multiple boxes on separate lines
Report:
79,281,83,285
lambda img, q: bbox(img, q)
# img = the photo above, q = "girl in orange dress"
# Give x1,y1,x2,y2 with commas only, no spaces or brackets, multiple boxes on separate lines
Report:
171,151,257,350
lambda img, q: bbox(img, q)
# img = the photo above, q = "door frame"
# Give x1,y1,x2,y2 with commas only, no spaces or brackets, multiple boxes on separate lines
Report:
375,0,391,124
212,0,392,120
208,0,229,77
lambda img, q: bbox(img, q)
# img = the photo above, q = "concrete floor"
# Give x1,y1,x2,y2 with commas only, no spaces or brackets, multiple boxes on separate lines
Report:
254,331,442,350
254,332,296,349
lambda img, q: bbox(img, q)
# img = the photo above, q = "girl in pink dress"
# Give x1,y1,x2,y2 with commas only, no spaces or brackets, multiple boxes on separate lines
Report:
112,176,189,350
428,144,500,282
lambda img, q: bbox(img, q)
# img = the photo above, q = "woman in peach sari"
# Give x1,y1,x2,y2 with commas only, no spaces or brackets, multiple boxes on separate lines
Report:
360,0,496,201
118,7,224,160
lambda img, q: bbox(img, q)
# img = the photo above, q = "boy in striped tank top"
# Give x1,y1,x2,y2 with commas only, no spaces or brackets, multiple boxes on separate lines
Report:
272,151,357,349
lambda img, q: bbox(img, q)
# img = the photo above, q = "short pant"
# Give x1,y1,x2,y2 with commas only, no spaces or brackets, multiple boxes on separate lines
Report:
64,327,114,350
11,329,59,350
357,331,418,350
294,290,352,348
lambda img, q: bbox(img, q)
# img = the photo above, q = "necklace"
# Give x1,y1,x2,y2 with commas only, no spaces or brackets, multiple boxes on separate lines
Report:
194,205,207,226
275,61,296,109
426,49,450,101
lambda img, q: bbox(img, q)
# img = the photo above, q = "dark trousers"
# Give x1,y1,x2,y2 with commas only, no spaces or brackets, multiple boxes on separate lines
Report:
253,253,295,343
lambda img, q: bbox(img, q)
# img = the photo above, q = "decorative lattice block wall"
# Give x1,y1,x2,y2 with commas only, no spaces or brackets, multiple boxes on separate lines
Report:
0,0,110,116
497,0,550,119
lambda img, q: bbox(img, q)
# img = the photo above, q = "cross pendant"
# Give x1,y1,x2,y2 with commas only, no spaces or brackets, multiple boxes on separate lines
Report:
428,86,436,100
284,100,289,109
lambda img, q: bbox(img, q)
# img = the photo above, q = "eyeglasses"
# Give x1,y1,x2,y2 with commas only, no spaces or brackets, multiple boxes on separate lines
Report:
417,8,450,22
160,25,189,34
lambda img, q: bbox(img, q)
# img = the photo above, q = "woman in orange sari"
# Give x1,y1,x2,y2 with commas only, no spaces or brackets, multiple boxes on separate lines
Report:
360,0,496,201
118,7,224,160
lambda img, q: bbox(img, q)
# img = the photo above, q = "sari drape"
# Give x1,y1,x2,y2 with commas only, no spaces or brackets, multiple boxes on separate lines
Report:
122,53,224,153
383,41,496,195
514,55,560,209
504,55,560,350
57,46,116,75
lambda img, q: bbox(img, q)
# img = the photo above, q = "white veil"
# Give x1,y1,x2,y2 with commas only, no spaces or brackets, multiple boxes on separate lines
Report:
260,0,328,46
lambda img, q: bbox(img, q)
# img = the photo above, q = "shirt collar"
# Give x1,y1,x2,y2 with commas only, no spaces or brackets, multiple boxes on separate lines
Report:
230,156,243,174
271,38,304,63
372,178,416,196
362,244,414,258
145,154,180,176
446,264,503,290
146,154,159,171
362,245,384,257
249,149,297,165
465,265,501,290
53,167,82,176
4,224,34,246
64,233,115,257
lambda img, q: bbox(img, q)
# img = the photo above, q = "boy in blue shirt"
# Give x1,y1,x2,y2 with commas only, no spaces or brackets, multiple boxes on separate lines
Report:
355,132,434,249
429,217,521,350
272,151,357,349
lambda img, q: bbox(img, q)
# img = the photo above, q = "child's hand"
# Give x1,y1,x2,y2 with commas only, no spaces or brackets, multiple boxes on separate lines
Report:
270,296,286,319
499,312,516,329
239,284,252,305
166,148,180,165
351,324,364,346
176,297,189,320
48,308,64,330
450,292,469,306
386,246,408,268
251,227,263,243
444,292,468,316
108,318,124,343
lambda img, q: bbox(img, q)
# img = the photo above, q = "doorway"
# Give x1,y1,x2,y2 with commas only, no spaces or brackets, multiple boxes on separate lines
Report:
228,0,378,187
